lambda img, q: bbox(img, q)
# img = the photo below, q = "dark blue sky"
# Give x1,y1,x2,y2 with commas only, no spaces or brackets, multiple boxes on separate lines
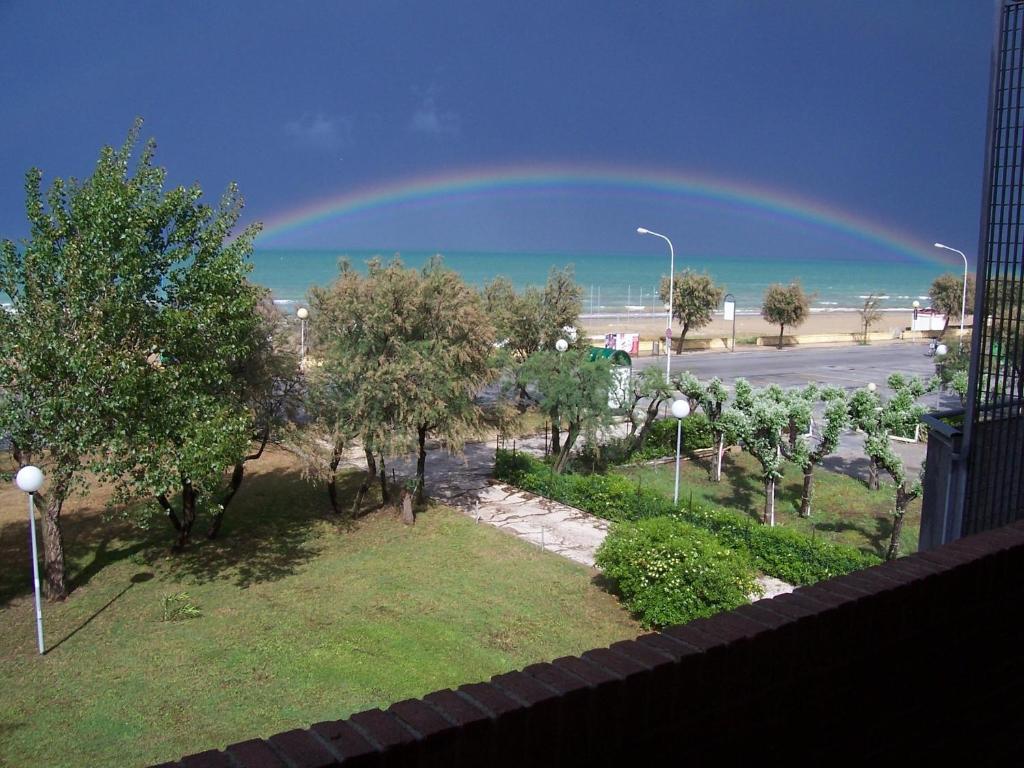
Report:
0,1,997,264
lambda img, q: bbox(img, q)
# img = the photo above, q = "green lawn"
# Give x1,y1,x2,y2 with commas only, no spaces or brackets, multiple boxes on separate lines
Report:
0,450,639,768
617,449,921,559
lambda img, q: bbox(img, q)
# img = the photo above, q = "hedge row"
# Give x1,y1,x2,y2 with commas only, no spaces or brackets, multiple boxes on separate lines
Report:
493,449,880,585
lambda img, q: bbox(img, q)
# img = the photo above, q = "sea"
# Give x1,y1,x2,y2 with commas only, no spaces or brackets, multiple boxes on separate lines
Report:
250,249,941,318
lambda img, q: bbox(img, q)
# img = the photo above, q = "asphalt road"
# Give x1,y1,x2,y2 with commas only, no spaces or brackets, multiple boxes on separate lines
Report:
633,339,957,481
634,339,945,395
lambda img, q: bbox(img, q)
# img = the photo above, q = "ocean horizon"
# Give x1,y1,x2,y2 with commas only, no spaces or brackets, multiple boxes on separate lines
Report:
251,248,945,315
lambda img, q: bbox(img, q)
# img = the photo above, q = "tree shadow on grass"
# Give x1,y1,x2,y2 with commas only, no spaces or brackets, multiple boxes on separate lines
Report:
712,455,762,522
821,455,874,487
811,516,892,559
0,463,366,605
0,506,161,609
162,466,368,589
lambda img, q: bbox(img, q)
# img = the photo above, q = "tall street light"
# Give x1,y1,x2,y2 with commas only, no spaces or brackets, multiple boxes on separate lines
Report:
934,243,969,343
637,227,675,380
15,465,46,654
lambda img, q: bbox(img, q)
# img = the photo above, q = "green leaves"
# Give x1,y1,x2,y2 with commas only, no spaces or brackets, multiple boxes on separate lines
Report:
307,256,496,477
658,269,724,344
0,120,264,530
597,516,757,628
761,280,811,337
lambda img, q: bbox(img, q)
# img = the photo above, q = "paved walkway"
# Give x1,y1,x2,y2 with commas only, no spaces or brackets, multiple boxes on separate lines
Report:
367,435,794,600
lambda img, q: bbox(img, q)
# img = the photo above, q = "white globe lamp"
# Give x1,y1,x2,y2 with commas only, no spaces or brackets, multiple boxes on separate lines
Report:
671,399,691,419
555,338,569,353
16,465,44,494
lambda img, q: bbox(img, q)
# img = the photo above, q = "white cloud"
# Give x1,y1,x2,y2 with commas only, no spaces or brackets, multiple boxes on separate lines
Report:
285,113,352,150
410,96,460,137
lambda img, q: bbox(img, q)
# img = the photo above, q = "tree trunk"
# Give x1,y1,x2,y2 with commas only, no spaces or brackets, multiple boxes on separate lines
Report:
714,433,725,482
887,485,911,560
400,489,415,525
326,443,344,514
351,448,378,516
553,425,580,474
550,413,561,455
174,480,197,551
799,465,814,517
378,453,390,503
416,424,428,506
867,457,880,491
207,427,270,538
778,324,786,349
208,462,244,539
763,478,776,526
39,467,72,600
157,494,183,531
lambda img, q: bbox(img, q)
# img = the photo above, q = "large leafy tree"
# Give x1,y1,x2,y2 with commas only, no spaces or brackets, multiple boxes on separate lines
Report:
658,269,724,349
0,122,262,594
762,280,811,348
204,298,302,539
309,257,496,518
483,266,582,360
929,272,975,334
518,348,613,473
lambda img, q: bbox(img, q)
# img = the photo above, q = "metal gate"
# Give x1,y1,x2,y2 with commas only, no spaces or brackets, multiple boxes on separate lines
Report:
961,0,1024,535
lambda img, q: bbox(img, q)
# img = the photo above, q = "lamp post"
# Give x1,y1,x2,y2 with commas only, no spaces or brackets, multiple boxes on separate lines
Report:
936,343,948,406
296,307,309,361
15,466,45,654
934,243,969,344
912,299,920,324
671,398,691,505
637,227,675,380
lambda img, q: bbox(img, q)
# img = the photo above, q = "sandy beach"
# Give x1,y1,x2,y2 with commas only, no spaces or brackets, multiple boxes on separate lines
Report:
579,309,920,342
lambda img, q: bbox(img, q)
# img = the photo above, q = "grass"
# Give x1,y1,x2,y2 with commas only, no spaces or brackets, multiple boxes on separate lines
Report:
0,449,639,768
616,449,921,559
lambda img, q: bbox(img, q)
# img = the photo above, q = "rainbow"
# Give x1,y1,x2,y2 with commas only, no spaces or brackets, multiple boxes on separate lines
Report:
255,164,948,265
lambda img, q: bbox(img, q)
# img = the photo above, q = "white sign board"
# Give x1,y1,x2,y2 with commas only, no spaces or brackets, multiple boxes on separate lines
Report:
723,299,735,322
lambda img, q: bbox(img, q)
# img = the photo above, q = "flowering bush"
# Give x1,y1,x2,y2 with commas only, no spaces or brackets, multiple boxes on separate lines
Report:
596,516,758,628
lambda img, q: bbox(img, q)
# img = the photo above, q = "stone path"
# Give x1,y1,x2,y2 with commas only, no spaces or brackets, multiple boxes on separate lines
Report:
367,434,794,599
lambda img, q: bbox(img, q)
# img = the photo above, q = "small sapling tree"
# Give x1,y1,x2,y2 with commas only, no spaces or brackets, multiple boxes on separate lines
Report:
782,385,849,517
618,366,674,456
675,373,731,481
762,280,811,348
725,380,789,526
658,269,724,350
929,272,976,335
518,348,613,473
857,293,884,344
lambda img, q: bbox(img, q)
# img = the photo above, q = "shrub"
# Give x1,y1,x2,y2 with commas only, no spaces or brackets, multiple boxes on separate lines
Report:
673,506,880,585
493,449,880,584
596,516,758,628
644,412,715,455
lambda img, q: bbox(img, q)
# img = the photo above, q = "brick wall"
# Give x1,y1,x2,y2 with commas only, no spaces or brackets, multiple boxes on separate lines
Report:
155,521,1024,767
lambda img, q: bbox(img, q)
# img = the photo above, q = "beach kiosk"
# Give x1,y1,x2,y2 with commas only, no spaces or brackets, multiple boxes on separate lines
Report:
588,346,632,407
